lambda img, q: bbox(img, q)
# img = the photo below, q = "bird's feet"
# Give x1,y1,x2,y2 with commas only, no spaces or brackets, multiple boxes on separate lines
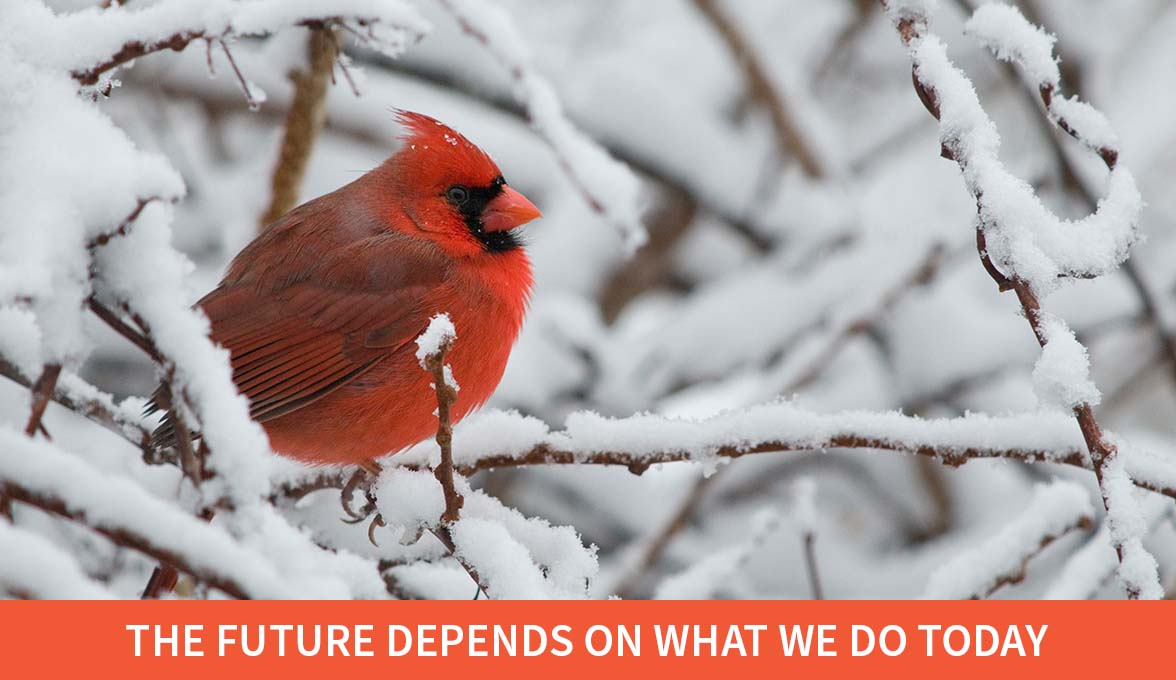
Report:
339,461,388,546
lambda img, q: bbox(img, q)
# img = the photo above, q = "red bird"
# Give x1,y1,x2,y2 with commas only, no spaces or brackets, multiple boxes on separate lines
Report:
157,111,539,466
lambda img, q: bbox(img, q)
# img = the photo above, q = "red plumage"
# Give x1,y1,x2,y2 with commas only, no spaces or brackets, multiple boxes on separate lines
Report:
170,111,539,465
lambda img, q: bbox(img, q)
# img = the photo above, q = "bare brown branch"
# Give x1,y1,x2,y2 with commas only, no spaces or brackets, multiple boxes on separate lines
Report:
24,364,62,438
692,0,825,178
259,28,339,228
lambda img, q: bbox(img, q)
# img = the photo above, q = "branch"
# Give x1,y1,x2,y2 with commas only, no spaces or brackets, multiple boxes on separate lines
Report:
71,3,428,88
23,364,61,438
0,358,152,454
413,315,484,596
947,0,1176,397
417,315,464,524
3,480,248,599
882,0,1157,597
692,0,826,178
613,473,719,599
259,28,339,228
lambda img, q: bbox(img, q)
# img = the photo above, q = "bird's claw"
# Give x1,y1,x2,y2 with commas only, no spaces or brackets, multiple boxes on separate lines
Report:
367,514,386,546
340,463,381,522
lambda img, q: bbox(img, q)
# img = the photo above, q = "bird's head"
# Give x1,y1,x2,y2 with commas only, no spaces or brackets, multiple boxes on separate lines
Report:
383,110,541,257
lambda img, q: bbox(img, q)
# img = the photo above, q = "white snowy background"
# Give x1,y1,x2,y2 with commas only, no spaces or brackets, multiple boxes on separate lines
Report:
2,0,1176,599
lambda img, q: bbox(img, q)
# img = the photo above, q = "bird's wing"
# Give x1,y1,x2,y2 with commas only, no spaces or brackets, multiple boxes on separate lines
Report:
151,231,449,444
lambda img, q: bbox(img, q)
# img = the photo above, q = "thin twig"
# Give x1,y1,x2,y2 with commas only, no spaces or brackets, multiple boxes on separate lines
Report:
692,0,826,178
86,197,160,250
0,357,152,454
614,473,719,599
947,0,1176,393
87,297,161,363
219,40,259,111
424,340,463,524
24,364,62,438
803,531,824,600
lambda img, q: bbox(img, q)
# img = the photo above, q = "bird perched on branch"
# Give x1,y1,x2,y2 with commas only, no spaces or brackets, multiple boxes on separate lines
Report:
153,111,540,466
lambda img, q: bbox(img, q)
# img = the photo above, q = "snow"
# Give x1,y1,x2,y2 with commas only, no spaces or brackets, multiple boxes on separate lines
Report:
1032,315,1100,410
923,480,1092,599
1044,493,1171,600
374,468,598,599
965,4,1060,89
1100,443,1163,599
0,426,384,598
654,507,780,599
3,0,429,83
0,519,112,599
1049,95,1120,153
908,34,1142,295
2,0,1175,602
396,400,1093,470
415,313,457,366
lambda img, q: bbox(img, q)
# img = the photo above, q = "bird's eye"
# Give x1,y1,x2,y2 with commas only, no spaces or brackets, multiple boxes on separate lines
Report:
446,185,470,205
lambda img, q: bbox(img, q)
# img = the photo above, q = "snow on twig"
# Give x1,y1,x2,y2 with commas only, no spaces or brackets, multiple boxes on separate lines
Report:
1044,493,1172,599
436,0,647,254
880,0,1160,598
923,480,1093,599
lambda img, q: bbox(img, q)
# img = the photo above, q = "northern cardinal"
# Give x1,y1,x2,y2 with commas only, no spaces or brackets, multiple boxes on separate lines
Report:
154,111,540,466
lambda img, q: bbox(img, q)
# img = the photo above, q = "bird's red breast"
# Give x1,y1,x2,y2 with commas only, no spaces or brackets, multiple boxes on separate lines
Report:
186,111,539,465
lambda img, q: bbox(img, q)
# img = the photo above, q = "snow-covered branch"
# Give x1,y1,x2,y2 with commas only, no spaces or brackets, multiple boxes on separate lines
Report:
0,428,384,599
923,480,1093,599
45,0,430,87
881,0,1161,598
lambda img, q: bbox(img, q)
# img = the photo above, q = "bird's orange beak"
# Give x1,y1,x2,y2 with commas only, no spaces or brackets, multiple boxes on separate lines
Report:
482,186,542,233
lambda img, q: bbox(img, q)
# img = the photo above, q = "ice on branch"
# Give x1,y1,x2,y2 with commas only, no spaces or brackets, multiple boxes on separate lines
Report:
1032,315,1100,410
438,0,647,254
923,480,1092,599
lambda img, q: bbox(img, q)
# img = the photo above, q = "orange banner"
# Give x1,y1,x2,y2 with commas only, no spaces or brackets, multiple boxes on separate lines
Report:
0,601,1168,678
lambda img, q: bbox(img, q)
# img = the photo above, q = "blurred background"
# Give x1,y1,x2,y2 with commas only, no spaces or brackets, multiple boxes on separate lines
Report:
20,0,1176,598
